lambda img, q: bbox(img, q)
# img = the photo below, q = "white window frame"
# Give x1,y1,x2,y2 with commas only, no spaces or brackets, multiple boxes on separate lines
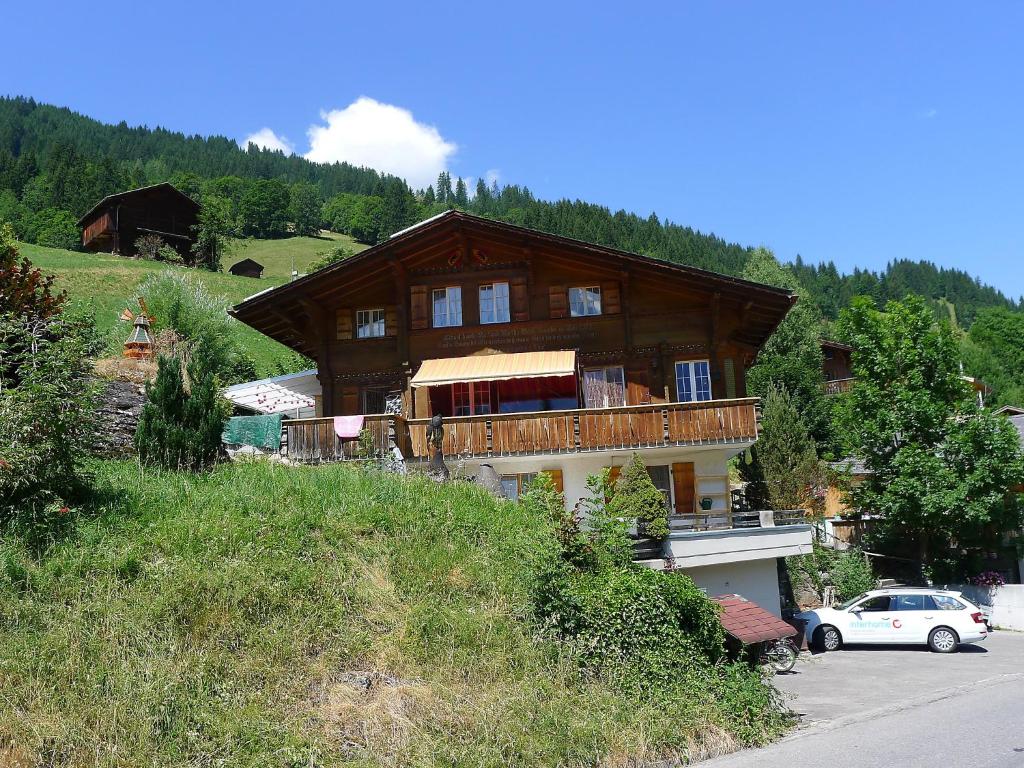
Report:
355,308,386,339
432,286,463,328
582,365,626,408
569,286,602,317
675,359,712,402
479,282,511,324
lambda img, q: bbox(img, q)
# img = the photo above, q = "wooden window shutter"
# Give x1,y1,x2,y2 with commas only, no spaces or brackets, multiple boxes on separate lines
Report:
672,462,695,515
724,358,736,399
626,367,650,405
601,281,621,314
542,469,563,494
385,305,399,337
510,276,529,321
341,386,359,415
410,285,428,330
336,308,352,340
549,285,567,319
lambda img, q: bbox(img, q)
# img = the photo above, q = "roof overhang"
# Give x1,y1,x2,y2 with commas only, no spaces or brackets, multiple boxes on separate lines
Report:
410,350,576,388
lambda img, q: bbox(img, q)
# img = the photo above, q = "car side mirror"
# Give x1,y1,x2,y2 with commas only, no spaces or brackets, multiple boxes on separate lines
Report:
849,607,862,613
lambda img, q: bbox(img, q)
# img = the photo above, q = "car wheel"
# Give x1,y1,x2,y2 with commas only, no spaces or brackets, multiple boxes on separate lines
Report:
928,626,959,653
816,625,842,652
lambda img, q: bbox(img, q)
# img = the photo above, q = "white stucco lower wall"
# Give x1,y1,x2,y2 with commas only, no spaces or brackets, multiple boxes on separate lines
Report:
682,559,783,617
459,444,745,512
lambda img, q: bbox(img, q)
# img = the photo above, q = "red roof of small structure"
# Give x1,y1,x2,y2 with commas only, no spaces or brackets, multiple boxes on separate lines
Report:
713,594,797,644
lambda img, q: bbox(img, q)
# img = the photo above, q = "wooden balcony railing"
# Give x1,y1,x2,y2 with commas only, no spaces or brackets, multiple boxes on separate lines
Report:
82,211,113,246
283,414,402,463
824,377,854,395
406,398,759,460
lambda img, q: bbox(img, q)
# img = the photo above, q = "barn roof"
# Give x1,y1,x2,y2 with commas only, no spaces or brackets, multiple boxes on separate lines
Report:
229,258,264,271
77,182,200,225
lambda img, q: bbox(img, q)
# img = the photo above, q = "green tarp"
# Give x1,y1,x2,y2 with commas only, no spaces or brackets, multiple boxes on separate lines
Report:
222,414,283,450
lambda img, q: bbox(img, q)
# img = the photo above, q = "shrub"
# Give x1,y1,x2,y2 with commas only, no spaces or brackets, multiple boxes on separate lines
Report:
0,227,98,543
788,543,876,603
135,354,230,471
135,271,255,384
26,207,79,250
307,244,355,272
608,453,670,539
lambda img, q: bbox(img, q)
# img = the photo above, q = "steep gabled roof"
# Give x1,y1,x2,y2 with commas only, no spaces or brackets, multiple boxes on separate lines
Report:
235,210,795,310
230,210,797,357
77,182,200,225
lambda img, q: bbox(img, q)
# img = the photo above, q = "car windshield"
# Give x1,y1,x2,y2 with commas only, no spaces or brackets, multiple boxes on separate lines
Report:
835,593,869,610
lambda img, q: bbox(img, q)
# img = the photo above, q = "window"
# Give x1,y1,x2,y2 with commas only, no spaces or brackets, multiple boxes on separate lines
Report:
675,359,712,402
893,594,934,611
432,286,462,327
933,595,966,611
361,387,388,414
569,286,602,317
356,308,386,338
452,382,491,416
500,473,538,501
854,595,891,612
479,282,510,324
583,366,626,408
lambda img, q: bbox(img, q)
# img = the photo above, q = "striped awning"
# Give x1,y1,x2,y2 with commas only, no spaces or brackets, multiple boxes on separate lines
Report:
409,351,576,388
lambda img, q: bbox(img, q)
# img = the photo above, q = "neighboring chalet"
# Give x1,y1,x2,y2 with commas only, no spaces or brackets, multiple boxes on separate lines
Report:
79,183,199,259
228,258,264,278
231,211,813,614
821,339,853,394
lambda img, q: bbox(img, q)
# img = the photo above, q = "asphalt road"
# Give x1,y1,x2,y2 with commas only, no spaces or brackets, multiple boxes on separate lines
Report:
702,631,1024,768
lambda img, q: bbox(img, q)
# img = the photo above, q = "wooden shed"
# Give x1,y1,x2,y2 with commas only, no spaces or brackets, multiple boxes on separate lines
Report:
228,258,265,278
79,183,199,260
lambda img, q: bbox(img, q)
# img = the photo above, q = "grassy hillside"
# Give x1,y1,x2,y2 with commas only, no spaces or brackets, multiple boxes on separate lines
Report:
0,461,785,767
237,230,367,280
19,233,363,376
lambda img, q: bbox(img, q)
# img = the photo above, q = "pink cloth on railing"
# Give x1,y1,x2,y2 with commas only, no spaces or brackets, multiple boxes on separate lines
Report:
333,415,365,439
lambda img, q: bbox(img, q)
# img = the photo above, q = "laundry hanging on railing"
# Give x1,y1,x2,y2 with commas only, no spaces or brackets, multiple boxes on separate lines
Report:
333,415,365,439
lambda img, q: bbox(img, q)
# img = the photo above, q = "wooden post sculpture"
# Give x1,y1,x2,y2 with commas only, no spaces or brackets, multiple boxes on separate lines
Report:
426,414,449,480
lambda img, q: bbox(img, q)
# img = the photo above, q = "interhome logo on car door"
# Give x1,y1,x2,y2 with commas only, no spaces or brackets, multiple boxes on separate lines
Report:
851,620,891,631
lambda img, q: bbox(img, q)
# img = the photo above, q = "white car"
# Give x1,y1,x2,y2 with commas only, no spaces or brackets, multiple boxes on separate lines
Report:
797,589,989,653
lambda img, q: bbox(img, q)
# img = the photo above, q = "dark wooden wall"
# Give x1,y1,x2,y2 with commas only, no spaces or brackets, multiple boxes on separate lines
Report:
318,231,757,417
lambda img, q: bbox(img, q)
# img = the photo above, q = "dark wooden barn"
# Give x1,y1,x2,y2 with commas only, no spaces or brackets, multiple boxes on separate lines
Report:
228,258,265,278
78,183,200,259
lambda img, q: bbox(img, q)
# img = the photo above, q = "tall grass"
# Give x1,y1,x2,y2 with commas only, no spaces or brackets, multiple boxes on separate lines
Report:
0,461,786,766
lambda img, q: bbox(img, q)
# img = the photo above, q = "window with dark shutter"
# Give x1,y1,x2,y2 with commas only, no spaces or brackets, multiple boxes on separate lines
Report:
410,285,428,330
549,285,567,319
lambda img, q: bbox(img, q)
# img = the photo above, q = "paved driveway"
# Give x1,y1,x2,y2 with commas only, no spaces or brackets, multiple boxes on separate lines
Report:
775,629,1024,728
701,630,1024,767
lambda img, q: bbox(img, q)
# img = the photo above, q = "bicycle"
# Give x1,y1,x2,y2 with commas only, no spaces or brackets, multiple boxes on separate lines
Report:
759,637,799,673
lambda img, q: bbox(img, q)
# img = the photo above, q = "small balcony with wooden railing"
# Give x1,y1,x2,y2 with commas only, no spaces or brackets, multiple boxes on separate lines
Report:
823,377,854,395
279,398,759,464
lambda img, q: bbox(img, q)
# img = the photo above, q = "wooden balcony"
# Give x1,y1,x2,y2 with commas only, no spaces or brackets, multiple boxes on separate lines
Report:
406,398,759,460
824,377,854,395
283,414,401,463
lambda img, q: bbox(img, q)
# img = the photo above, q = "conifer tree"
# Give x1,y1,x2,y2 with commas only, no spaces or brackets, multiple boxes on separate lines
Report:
454,177,468,208
607,453,670,539
136,354,229,471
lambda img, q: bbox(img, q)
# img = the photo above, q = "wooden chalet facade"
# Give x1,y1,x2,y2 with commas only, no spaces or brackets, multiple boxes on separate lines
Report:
232,211,796,516
821,339,854,394
78,183,199,259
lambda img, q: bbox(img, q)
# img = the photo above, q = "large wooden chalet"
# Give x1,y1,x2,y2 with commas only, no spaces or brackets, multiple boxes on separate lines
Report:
78,182,199,259
232,211,812,613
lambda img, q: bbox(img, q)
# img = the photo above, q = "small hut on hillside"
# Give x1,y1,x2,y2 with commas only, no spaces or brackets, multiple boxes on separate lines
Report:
228,258,264,278
79,183,199,260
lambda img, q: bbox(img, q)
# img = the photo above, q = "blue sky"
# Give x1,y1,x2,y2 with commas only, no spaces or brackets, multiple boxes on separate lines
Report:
5,2,1024,297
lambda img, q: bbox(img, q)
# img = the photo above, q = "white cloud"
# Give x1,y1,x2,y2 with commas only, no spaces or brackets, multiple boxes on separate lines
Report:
304,97,457,189
241,127,294,154
485,169,501,187
921,108,938,119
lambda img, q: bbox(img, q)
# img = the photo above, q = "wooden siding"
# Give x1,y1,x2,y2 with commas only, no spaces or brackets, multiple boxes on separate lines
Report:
406,398,758,460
